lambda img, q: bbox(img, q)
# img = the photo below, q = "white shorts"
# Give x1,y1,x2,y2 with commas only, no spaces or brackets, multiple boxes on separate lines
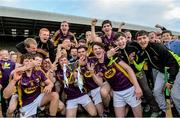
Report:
20,93,45,118
113,86,141,108
88,87,102,105
66,94,92,109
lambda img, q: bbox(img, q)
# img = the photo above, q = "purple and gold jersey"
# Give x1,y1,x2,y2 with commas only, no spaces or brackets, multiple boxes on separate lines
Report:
56,67,85,100
17,69,47,107
96,56,132,91
0,60,15,88
101,32,116,50
81,57,99,91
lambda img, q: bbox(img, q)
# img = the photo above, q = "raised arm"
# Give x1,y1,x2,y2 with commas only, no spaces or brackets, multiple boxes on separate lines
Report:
45,58,57,83
91,19,98,42
118,22,125,32
3,67,25,99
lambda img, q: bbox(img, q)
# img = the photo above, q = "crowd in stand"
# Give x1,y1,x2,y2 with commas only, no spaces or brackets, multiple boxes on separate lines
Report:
0,19,180,117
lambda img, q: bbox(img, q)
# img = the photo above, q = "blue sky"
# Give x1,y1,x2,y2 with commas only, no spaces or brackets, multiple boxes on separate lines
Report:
1,0,180,32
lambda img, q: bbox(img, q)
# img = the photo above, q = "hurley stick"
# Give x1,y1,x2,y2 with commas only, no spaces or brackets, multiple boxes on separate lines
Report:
164,67,173,117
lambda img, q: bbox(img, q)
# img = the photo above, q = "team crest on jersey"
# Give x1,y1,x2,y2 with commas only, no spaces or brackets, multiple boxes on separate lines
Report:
21,80,28,86
30,80,34,86
2,62,10,69
104,68,116,79
36,77,40,83
84,71,93,78
24,86,38,94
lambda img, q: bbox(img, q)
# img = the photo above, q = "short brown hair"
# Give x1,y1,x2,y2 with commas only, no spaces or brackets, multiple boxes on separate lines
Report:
77,45,88,51
102,20,112,27
114,32,126,40
135,30,148,40
20,53,34,64
78,39,86,44
92,42,105,50
162,30,172,36
60,21,70,26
